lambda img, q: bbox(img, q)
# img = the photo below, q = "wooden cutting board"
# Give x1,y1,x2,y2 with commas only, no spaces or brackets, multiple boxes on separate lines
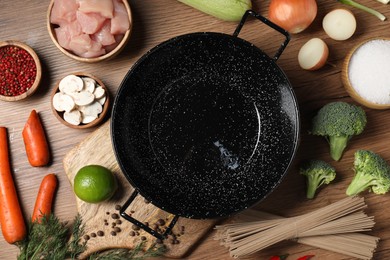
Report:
63,120,218,258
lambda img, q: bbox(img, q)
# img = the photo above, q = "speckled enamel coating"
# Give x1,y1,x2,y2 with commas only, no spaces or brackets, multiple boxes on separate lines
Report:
111,32,300,219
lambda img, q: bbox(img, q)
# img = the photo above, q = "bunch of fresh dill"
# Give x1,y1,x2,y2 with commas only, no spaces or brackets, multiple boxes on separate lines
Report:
17,214,86,260
16,214,166,260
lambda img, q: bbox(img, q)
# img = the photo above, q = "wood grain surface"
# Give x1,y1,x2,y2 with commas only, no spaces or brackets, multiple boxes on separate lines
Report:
62,121,217,259
2,0,390,259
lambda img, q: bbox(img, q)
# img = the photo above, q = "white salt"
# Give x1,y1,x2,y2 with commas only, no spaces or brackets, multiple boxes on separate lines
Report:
348,39,390,104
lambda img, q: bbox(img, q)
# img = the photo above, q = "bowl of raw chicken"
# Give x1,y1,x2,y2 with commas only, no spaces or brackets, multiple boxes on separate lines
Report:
47,0,132,62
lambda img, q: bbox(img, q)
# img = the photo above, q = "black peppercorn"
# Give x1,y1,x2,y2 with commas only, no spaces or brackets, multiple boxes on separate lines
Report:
114,227,121,233
132,224,140,231
156,219,165,226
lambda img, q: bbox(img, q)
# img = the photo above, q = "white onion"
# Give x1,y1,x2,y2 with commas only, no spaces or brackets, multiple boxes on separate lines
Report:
298,38,329,71
323,9,357,41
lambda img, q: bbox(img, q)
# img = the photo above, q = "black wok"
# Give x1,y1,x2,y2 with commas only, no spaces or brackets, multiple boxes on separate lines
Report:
111,10,300,239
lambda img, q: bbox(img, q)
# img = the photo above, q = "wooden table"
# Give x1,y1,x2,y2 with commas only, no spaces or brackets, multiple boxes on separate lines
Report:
2,0,390,259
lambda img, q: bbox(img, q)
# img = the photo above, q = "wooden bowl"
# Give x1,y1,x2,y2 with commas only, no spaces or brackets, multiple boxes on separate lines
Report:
51,72,110,129
0,41,42,101
46,0,132,63
342,38,390,109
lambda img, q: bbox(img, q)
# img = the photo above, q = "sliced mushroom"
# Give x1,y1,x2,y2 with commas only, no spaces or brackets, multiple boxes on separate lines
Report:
52,92,75,112
97,95,106,106
81,114,98,124
59,75,84,94
82,77,96,93
79,101,103,117
94,86,105,99
64,110,82,125
70,91,95,106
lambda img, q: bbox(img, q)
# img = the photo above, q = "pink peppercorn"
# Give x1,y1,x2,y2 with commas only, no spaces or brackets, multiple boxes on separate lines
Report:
0,46,37,96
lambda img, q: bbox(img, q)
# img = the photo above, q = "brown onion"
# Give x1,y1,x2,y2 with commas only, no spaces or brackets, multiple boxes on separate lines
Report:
268,0,317,34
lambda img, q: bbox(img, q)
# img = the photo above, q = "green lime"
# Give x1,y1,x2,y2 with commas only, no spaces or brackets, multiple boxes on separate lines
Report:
74,165,117,203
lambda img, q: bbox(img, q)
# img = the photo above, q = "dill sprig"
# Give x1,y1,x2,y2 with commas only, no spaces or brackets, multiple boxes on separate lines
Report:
88,242,167,260
17,214,86,260
68,214,87,259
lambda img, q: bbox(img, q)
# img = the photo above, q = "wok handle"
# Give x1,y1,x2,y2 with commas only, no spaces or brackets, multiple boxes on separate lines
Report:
233,10,290,61
119,190,179,241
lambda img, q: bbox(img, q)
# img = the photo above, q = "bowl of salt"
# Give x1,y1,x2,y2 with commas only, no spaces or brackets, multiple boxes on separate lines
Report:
342,38,390,109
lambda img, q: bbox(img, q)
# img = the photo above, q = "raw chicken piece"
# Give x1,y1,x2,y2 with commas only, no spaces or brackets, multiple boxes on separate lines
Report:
54,27,70,50
111,0,130,34
68,34,106,58
78,0,114,18
104,34,124,53
76,11,107,34
82,40,106,58
51,0,79,25
68,34,92,56
54,27,71,50
91,20,116,46
54,20,82,50
65,20,83,37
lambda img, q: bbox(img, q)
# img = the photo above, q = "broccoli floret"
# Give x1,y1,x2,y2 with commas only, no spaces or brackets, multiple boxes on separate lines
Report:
300,160,336,199
310,102,367,161
346,150,390,196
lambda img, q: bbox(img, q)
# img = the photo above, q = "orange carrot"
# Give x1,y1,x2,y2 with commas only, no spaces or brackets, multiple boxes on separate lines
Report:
22,110,50,167
32,174,58,223
0,127,27,244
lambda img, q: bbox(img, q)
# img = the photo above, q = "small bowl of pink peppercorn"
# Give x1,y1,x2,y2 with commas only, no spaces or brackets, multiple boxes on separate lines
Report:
0,41,42,102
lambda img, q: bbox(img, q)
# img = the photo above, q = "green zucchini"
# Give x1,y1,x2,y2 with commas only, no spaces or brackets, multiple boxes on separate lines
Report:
178,0,252,22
